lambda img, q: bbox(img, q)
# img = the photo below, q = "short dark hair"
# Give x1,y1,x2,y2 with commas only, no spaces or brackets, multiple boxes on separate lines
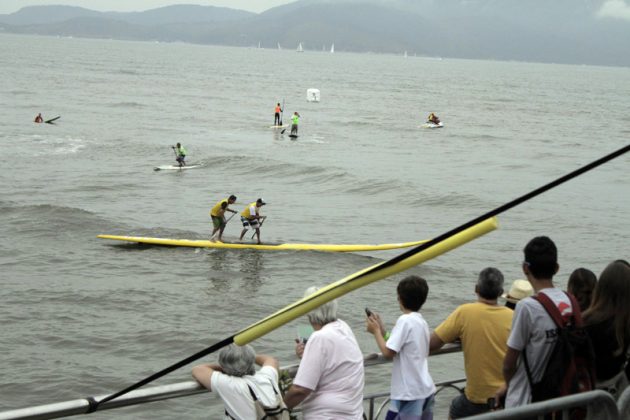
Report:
523,236,558,279
397,275,429,311
477,267,504,299
229,195,237,200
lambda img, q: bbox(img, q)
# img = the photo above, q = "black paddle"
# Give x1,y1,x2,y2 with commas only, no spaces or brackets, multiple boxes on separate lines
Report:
87,144,629,413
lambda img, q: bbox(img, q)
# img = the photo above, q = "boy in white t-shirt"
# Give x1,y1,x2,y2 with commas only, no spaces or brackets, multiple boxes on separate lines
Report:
367,275,436,420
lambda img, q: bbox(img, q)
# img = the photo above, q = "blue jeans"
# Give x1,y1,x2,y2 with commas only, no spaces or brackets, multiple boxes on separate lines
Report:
385,395,435,420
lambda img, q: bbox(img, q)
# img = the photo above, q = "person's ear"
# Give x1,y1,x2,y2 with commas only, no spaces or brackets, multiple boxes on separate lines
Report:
522,262,530,277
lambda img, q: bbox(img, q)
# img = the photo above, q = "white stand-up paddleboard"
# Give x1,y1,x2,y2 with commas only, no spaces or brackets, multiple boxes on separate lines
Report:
269,124,288,129
154,164,201,171
421,122,444,129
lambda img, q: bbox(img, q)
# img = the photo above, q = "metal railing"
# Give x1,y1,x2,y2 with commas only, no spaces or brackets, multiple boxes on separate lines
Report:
363,377,466,420
3,343,626,420
0,344,463,420
467,389,620,420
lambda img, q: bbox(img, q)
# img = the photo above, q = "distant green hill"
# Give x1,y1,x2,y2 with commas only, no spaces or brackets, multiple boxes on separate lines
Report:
1,0,628,67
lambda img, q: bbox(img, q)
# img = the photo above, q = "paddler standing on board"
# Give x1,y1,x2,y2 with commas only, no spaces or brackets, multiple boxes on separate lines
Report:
210,195,238,242
239,198,267,244
274,103,283,126
173,143,187,167
290,112,300,136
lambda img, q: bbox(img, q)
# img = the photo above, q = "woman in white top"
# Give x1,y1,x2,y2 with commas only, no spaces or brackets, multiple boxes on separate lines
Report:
284,286,365,419
192,344,282,419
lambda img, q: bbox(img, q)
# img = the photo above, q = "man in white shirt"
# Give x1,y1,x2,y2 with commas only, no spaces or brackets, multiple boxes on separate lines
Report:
192,344,283,419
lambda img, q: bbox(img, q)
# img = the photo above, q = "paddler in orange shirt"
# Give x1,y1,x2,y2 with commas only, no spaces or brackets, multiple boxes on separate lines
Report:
274,103,283,126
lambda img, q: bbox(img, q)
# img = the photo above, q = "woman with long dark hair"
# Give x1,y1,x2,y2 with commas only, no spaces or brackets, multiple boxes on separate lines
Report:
583,260,630,399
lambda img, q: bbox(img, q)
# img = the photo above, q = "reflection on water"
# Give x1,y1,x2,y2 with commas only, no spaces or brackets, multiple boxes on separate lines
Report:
205,249,265,293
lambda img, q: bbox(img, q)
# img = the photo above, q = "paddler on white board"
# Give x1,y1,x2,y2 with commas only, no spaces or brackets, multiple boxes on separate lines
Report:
172,143,187,167
239,198,267,245
34,113,43,123
274,102,283,126
210,195,238,242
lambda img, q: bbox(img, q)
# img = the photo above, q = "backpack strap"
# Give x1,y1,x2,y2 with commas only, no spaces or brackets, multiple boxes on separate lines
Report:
248,384,260,401
535,291,582,328
246,380,289,420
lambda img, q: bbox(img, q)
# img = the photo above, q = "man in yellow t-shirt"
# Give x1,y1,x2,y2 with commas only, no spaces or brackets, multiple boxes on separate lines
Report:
429,267,513,419
210,195,237,242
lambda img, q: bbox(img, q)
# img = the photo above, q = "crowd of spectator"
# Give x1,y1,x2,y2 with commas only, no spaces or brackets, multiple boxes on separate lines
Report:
191,236,629,419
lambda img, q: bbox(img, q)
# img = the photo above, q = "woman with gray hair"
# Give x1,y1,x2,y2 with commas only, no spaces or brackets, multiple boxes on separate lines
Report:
284,286,365,418
192,344,283,418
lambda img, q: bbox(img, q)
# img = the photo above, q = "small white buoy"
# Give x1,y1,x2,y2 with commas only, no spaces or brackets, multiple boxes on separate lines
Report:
306,88,320,102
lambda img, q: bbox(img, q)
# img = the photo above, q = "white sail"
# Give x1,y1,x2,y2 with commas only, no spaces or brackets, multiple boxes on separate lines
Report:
277,42,281,50
258,41,261,49
330,43,335,53
404,50,408,58
297,42,304,52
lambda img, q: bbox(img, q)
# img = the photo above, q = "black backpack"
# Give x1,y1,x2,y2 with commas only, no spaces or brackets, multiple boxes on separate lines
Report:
523,292,596,418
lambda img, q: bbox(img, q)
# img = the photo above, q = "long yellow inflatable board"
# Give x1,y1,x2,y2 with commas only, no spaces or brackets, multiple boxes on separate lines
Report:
96,234,429,252
234,217,498,344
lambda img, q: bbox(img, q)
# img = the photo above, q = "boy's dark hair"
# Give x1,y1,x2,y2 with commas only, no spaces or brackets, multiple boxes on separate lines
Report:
524,236,558,279
397,275,429,311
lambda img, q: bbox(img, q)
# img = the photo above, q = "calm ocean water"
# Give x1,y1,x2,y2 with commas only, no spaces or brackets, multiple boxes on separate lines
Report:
1,33,628,418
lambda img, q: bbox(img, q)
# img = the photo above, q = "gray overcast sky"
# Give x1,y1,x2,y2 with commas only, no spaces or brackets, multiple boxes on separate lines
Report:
0,1,296,14
2,0,630,21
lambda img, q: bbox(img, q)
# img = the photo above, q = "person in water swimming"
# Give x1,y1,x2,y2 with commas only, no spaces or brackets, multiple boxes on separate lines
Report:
34,113,43,123
428,113,440,125
173,143,187,167
274,103,283,126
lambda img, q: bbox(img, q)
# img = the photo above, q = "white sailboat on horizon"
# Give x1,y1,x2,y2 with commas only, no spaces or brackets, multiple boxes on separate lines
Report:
297,42,304,52
277,42,281,50
330,43,335,53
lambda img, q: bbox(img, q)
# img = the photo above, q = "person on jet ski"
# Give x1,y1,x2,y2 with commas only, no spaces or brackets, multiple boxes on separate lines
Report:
428,113,440,125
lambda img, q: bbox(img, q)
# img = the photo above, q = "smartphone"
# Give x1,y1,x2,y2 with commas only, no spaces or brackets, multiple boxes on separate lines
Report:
297,325,313,344
365,307,373,317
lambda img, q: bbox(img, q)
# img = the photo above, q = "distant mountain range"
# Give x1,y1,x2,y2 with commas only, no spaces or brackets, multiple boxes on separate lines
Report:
1,0,629,67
